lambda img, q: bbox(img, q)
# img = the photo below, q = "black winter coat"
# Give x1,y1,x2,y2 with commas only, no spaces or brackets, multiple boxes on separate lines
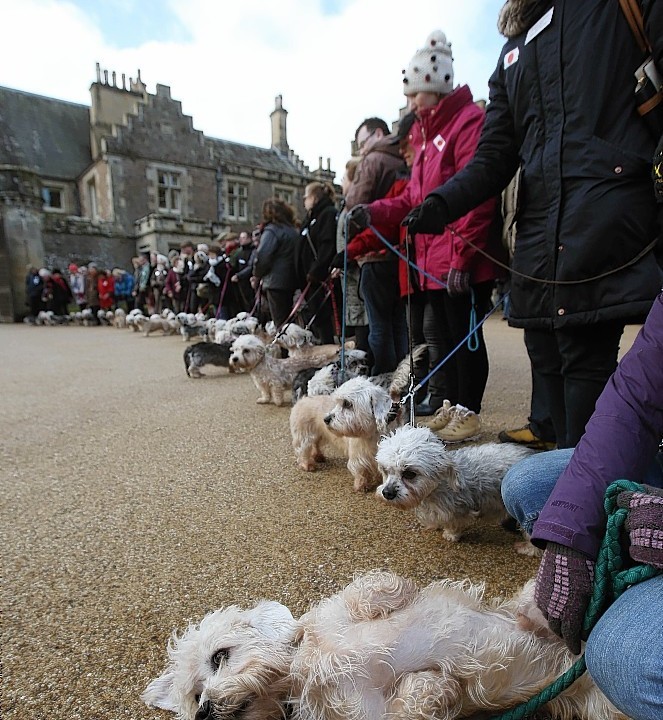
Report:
296,196,338,285
431,0,663,329
253,222,298,291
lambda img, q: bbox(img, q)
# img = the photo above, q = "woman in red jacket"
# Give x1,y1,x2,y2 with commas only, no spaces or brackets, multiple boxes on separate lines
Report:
97,269,115,311
352,30,503,442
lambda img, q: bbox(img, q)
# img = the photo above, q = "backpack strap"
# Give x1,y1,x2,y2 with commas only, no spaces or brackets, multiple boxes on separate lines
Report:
618,0,650,53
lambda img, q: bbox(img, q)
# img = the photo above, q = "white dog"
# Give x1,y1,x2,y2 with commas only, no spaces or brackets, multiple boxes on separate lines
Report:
142,571,625,720
376,424,534,541
229,334,332,407
311,376,403,491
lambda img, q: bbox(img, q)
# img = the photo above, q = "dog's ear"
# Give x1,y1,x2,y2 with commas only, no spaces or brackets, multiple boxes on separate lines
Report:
245,601,298,643
141,668,180,712
372,389,399,435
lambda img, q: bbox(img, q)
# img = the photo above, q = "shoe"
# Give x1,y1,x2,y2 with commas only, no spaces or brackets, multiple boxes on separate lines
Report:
422,399,455,431
415,400,440,417
498,424,556,451
437,406,481,443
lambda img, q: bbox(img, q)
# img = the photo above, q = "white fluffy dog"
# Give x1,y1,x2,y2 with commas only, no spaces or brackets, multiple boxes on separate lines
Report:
142,571,624,720
376,424,535,541
293,376,403,492
229,334,332,407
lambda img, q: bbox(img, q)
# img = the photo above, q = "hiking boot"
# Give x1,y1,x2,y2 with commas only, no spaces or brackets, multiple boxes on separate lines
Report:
437,406,481,443
498,424,556,451
422,399,455,431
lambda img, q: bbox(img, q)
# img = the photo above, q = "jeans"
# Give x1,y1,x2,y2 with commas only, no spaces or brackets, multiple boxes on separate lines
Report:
502,449,663,720
360,261,408,375
524,321,625,448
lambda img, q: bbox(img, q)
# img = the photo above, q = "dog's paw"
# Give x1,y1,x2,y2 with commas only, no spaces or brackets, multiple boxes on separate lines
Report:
256,397,270,404
514,540,543,557
442,529,462,542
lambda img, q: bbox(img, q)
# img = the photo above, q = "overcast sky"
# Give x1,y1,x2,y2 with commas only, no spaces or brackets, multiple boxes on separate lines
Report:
1,0,506,178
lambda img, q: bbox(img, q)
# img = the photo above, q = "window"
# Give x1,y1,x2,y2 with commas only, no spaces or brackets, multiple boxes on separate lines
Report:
87,179,98,220
227,181,248,220
157,170,182,213
274,187,293,205
42,186,64,211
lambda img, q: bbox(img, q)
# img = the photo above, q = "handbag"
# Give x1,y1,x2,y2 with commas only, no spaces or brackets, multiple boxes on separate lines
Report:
619,0,663,137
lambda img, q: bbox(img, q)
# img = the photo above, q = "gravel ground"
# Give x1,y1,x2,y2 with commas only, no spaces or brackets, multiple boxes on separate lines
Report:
0,319,640,719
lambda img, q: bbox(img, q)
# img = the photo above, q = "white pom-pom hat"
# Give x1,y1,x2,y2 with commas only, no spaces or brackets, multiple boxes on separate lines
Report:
402,30,454,96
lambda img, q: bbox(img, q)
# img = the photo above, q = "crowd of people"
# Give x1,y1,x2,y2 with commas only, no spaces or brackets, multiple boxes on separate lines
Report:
21,3,663,715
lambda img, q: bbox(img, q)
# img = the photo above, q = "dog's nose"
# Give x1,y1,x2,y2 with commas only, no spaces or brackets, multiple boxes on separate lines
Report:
381,485,398,500
194,700,213,720
324,414,332,425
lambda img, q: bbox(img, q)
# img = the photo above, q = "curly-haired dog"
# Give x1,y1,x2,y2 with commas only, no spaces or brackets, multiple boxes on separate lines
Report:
229,334,332,407
142,571,624,720
184,341,234,378
318,376,403,491
376,423,535,542
291,349,370,404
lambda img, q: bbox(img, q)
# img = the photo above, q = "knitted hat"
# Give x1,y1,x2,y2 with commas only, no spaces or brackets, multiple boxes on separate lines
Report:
402,30,453,96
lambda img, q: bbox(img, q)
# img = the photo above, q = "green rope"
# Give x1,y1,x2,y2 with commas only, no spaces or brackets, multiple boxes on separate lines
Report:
489,479,661,720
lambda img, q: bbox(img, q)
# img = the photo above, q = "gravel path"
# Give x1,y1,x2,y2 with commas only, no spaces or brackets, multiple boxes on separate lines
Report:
0,319,639,719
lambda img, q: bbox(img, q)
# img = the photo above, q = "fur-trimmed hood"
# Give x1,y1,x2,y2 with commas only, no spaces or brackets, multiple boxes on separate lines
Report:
497,0,552,38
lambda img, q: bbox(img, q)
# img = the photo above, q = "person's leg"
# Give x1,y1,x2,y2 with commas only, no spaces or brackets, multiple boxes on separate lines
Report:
529,365,557,444
442,282,492,413
424,290,452,409
524,328,567,446
407,292,429,403
585,575,663,720
265,288,294,328
360,262,397,374
501,449,574,534
557,321,625,447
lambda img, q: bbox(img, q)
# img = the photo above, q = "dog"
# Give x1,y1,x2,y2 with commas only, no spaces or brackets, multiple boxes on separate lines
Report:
290,376,403,491
291,349,370,404
229,334,333,407
113,307,127,328
376,424,535,542
184,341,233,378
142,571,625,720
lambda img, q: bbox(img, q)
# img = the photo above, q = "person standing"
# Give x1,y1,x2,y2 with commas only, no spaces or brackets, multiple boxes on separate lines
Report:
345,117,408,375
252,199,299,328
352,31,502,441
405,2,663,449
298,182,339,344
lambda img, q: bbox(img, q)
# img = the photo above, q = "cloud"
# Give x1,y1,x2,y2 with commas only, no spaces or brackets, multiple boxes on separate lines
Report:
0,0,505,177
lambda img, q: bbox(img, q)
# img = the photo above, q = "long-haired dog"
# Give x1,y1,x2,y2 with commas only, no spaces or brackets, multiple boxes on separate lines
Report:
142,571,624,720
290,376,403,492
229,335,332,407
376,424,534,542
291,350,370,404
184,341,234,378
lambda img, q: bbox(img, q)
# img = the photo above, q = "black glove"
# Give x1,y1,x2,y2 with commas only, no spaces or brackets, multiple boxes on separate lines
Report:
330,251,346,270
347,205,371,231
654,134,663,203
402,196,449,234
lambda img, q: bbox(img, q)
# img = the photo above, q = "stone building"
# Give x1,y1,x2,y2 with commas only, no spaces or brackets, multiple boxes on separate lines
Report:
0,65,335,321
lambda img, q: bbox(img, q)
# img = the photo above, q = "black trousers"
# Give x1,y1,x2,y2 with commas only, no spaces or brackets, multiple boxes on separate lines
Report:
424,281,493,414
264,287,295,328
524,320,625,449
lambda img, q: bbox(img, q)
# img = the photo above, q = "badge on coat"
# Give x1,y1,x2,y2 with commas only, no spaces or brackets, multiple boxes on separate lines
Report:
504,47,519,69
433,134,446,152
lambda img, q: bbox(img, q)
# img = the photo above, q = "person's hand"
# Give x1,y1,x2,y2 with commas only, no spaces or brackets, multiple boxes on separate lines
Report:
402,196,449,234
534,542,595,654
330,268,342,280
250,276,259,290
446,268,470,297
347,205,371,231
618,485,663,569
231,275,239,283
330,251,346,270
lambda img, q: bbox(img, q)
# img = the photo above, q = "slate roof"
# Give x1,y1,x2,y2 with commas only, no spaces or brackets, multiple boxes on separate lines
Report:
0,86,92,179
208,136,310,178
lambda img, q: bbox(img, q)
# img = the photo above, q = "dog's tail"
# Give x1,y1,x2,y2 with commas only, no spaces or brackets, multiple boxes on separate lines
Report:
388,344,427,398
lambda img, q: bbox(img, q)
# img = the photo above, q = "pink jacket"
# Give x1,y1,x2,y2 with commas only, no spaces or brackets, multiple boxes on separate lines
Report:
369,86,501,290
